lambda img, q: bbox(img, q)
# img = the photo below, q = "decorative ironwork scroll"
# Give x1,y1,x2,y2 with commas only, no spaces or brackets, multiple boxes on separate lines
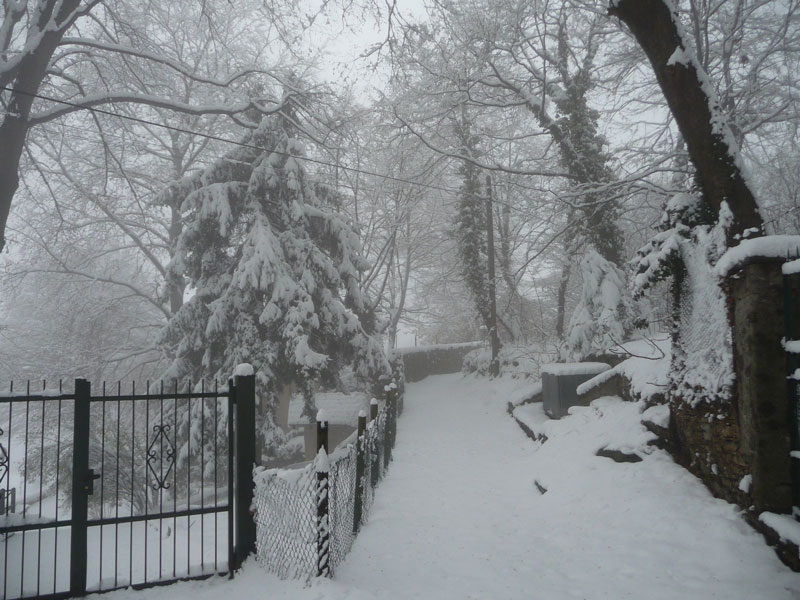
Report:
0,426,8,487
146,423,175,490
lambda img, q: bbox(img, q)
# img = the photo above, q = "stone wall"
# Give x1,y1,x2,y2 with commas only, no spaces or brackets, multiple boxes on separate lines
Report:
669,259,793,514
669,396,751,507
730,260,793,513
576,372,634,406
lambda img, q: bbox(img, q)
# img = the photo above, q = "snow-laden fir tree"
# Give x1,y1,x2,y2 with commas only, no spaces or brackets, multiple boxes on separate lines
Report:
158,106,390,457
555,74,636,360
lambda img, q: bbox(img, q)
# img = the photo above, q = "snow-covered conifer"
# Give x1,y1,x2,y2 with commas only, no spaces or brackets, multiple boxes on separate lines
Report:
565,249,633,360
158,106,389,455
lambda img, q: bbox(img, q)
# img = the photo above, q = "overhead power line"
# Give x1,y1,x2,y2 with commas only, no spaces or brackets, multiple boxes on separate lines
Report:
2,86,464,195
2,86,607,216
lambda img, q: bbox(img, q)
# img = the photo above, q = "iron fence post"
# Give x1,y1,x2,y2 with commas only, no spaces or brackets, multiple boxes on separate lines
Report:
353,411,366,533
70,378,91,596
233,372,256,570
227,378,235,578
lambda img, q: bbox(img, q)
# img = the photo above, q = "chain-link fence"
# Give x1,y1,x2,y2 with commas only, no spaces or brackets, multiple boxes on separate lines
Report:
253,385,400,580
253,463,317,579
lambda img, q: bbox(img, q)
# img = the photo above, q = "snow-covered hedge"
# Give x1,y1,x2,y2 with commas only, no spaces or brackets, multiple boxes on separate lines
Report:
462,344,556,379
399,342,484,382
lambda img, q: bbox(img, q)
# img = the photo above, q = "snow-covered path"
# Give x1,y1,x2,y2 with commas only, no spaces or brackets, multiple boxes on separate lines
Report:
333,374,543,598
107,374,800,600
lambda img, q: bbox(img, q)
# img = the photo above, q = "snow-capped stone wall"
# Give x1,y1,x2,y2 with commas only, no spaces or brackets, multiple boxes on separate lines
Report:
672,258,796,514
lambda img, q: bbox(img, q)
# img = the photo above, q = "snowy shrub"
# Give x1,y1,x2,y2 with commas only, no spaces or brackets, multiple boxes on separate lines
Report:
401,342,483,382
633,192,735,405
462,344,555,379
564,249,635,361
632,192,709,299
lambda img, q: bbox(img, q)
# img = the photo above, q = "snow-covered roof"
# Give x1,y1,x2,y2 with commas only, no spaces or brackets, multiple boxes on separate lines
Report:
541,362,610,377
288,391,369,426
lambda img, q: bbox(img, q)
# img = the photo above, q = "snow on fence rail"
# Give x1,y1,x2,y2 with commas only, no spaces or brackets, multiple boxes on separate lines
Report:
252,382,401,579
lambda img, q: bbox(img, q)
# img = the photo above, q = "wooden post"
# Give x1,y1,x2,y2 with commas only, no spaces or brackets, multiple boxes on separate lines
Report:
316,410,328,453
353,410,367,534
315,447,330,577
369,398,378,422
389,383,399,448
70,378,91,596
369,398,380,488
233,371,257,569
383,387,393,469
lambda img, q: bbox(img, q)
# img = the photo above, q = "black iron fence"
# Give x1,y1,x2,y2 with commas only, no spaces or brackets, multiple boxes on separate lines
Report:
0,372,258,600
784,266,800,513
253,382,401,579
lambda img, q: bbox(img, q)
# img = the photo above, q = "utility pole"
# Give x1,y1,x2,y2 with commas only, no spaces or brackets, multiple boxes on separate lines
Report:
485,175,500,376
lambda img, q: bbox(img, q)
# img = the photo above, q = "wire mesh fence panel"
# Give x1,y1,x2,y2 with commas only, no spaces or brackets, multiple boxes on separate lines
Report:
253,464,317,579
328,445,357,573
360,411,386,524
253,391,400,580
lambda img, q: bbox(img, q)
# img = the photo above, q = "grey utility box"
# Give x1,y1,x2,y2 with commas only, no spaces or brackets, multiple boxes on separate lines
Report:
541,362,610,419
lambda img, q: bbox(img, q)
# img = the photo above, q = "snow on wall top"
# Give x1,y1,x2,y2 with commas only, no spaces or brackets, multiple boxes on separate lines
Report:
783,258,800,275
715,235,800,277
541,362,610,377
399,341,484,356
576,337,671,402
288,391,369,426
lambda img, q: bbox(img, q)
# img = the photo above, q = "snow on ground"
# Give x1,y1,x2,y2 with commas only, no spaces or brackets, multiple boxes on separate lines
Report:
99,374,800,600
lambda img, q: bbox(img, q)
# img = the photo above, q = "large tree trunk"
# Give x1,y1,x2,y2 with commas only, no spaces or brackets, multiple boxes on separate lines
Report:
608,0,763,243
0,0,82,253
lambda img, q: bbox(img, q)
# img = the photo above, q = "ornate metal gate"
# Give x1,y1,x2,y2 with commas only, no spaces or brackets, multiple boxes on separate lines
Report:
0,374,255,599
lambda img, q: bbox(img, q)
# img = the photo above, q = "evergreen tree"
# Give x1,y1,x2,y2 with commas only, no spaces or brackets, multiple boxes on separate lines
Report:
158,108,389,455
